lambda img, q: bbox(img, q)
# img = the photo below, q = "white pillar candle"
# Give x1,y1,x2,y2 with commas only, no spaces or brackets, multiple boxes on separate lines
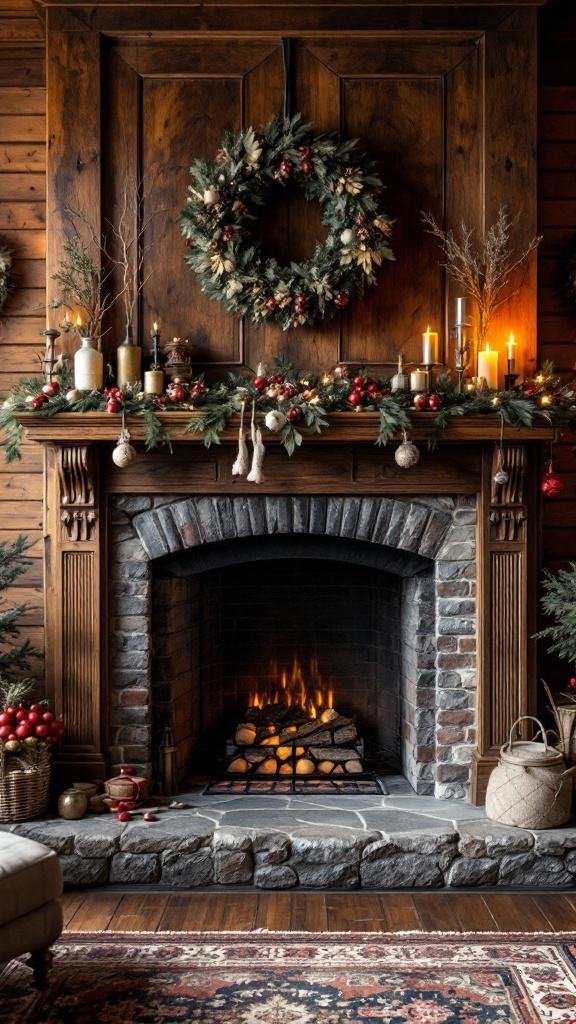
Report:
477,344,499,389
410,368,429,392
422,326,439,366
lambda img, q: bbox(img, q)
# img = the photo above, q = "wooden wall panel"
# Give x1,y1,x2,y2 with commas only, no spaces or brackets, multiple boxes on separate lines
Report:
537,0,576,691
0,1,46,694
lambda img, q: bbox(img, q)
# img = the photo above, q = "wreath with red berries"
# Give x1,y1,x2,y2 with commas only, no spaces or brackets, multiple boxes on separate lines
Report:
180,115,394,331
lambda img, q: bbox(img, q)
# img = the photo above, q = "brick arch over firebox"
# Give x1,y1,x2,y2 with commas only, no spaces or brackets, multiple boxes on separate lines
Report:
131,495,457,562
109,493,477,799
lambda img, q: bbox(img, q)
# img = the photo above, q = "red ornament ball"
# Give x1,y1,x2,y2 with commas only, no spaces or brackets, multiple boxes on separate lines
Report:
254,376,267,391
170,385,187,403
348,390,363,406
541,466,565,497
107,399,120,414
428,394,443,411
288,406,300,421
336,293,349,308
413,393,429,411
32,395,46,411
354,377,366,388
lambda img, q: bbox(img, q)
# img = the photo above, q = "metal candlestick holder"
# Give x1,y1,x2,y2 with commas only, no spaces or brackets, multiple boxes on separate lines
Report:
452,296,472,393
41,328,60,383
504,373,519,392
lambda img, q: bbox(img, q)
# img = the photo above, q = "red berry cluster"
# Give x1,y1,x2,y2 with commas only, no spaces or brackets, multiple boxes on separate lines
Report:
253,372,300,420
0,702,63,752
294,296,308,316
355,214,373,242
299,145,313,174
222,225,235,243
104,386,126,414
279,159,293,178
32,380,60,410
348,376,383,406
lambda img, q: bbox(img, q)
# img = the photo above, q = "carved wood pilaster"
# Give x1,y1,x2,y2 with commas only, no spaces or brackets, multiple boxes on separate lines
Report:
472,444,538,804
44,444,105,781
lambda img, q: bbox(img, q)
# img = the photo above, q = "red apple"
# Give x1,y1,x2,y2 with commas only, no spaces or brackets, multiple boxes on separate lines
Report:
5,706,18,716
34,724,50,737
428,394,442,411
0,725,13,739
42,711,55,723
30,703,44,714
143,812,157,822
413,393,429,410
15,708,29,721
15,723,32,739
27,711,42,726
117,811,131,822
0,712,14,727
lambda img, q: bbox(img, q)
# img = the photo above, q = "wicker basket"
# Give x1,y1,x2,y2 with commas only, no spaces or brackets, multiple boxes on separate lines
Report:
0,750,51,823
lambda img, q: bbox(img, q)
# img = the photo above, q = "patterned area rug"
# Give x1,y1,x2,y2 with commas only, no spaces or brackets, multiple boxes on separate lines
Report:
2,932,576,1023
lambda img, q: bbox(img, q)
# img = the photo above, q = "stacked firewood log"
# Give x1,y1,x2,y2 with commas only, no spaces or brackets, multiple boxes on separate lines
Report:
226,703,366,777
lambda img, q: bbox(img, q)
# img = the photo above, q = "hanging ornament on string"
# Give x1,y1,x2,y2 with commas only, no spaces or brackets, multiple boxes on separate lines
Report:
112,415,137,468
232,398,250,477
493,415,509,485
541,440,564,497
247,401,266,483
394,431,420,469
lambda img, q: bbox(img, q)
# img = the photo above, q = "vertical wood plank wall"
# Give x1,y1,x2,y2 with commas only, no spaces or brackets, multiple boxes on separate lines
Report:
0,0,45,694
0,1,574,703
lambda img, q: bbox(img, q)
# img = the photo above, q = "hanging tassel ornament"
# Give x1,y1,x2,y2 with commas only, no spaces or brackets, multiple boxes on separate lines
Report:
112,415,137,468
493,417,509,485
232,401,250,476
247,402,266,483
394,431,420,469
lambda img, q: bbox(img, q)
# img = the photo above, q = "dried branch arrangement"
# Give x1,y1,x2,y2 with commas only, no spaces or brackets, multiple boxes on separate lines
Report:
422,206,542,349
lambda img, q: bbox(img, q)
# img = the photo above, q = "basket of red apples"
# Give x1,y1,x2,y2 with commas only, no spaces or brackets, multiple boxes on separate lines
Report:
0,681,63,822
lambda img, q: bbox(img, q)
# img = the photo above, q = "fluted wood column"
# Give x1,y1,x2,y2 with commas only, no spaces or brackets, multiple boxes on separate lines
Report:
471,444,538,803
44,443,106,781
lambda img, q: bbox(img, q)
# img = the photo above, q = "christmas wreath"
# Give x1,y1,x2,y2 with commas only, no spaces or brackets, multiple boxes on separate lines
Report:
0,240,14,314
180,115,394,330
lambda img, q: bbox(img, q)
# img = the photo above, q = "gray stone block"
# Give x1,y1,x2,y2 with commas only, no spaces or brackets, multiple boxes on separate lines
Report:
458,832,487,858
498,852,572,886
212,827,253,851
120,824,212,853
215,850,253,884
340,497,362,538
361,853,444,888
398,504,430,553
110,852,160,884
112,539,146,563
438,617,475,636
115,496,153,513
485,831,533,857
447,857,499,886
417,510,452,558
309,496,328,535
295,862,360,888
291,496,309,534
252,831,291,864
254,865,298,889
289,827,376,864
382,502,406,549
61,855,109,887
232,498,252,538
533,832,576,855
355,497,378,541
75,830,121,858
371,498,394,545
13,822,75,854
247,496,266,536
213,497,237,541
161,849,214,887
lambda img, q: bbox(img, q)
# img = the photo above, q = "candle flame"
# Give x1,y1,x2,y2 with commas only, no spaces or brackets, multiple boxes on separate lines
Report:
485,343,490,352
75,315,83,328
153,322,158,331
509,332,515,345
426,325,431,333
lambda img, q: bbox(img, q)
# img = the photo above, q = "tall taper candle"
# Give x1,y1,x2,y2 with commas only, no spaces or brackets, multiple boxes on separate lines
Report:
507,332,516,375
422,325,439,366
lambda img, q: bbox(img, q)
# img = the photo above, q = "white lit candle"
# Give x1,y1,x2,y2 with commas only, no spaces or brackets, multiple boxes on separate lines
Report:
506,333,517,374
410,368,429,392
422,325,439,366
477,344,499,390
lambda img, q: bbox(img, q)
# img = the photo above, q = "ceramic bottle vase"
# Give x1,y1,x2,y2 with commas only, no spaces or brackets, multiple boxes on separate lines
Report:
74,335,104,391
117,334,142,389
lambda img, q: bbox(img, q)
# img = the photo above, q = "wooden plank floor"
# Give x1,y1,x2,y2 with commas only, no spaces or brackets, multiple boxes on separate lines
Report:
61,892,576,934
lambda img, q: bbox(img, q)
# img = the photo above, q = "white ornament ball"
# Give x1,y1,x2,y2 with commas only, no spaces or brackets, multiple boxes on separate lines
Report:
203,187,220,205
394,440,420,469
264,410,287,432
66,388,82,403
493,468,509,485
112,441,137,468
340,228,356,246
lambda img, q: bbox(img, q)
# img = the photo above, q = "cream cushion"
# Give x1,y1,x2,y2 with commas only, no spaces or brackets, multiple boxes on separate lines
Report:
0,832,63,927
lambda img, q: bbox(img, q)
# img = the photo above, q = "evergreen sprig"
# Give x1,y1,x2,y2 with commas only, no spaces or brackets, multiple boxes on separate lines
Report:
535,563,576,666
0,536,39,679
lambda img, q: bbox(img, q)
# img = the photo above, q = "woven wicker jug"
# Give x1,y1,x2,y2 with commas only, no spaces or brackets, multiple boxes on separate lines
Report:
485,716,576,829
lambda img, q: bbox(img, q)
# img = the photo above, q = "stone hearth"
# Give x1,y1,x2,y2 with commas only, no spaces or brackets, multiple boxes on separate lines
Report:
2,777,575,890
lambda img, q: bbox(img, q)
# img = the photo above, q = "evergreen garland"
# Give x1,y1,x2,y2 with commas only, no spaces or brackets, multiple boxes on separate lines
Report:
1,357,575,464
180,115,394,330
535,563,576,666
0,535,38,680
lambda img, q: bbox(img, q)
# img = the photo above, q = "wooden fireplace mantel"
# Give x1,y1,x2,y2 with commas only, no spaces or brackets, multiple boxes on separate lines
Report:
18,411,554,444
27,411,547,803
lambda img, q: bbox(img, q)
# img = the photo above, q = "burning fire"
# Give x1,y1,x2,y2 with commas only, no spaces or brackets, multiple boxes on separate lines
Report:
248,656,334,718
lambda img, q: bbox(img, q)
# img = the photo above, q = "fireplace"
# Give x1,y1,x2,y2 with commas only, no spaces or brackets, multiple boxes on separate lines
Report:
108,493,478,798
23,418,545,805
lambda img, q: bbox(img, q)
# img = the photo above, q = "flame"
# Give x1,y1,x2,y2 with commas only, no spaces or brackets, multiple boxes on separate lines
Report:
247,656,334,717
